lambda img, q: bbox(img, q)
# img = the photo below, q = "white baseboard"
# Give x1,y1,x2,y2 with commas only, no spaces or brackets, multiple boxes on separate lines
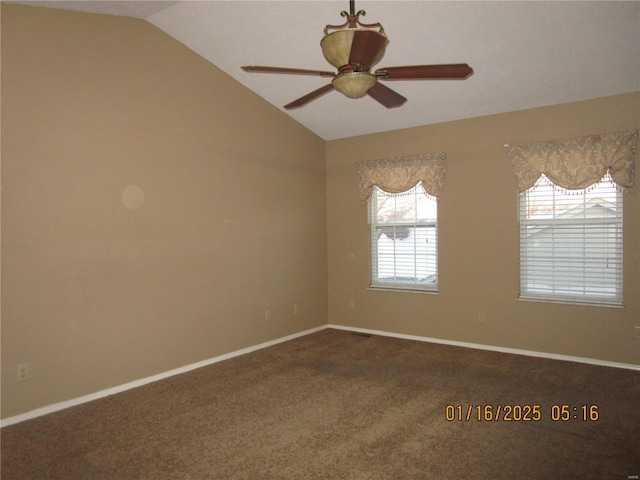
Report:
0,325,326,428
328,324,640,371
3,323,637,427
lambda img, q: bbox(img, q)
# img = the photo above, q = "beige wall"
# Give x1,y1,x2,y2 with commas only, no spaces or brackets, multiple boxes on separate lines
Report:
327,93,639,366
1,4,327,419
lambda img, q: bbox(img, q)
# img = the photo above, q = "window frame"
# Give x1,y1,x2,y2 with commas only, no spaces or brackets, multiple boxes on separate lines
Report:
517,175,623,307
368,184,438,293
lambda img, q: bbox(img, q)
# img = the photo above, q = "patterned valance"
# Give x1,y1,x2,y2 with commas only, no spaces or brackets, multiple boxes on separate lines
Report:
357,152,447,204
507,129,637,193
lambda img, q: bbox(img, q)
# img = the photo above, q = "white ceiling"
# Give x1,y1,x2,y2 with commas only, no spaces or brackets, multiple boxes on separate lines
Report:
13,1,640,140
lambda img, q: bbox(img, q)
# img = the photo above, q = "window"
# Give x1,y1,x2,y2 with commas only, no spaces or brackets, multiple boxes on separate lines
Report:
518,174,623,305
369,183,438,292
357,152,445,291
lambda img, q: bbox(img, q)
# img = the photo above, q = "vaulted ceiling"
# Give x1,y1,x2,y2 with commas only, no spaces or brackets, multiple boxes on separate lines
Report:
13,1,640,140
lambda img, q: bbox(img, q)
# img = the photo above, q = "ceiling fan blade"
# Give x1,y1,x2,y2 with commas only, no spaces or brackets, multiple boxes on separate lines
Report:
376,63,474,80
284,84,335,109
349,30,389,67
367,83,407,109
242,66,335,77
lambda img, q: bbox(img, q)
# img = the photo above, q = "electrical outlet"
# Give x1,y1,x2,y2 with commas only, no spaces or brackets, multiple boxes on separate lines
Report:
293,304,299,315
265,310,271,322
478,312,486,322
18,364,28,382
634,326,640,340
348,300,355,310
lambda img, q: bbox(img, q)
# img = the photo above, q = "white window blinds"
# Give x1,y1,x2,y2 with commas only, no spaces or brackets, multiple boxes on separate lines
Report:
369,183,438,292
518,175,623,305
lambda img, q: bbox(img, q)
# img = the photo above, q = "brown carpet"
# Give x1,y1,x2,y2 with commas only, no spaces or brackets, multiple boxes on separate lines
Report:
2,328,639,479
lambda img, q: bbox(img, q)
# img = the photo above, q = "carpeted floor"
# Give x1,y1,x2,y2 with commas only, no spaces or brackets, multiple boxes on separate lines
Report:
2,328,639,479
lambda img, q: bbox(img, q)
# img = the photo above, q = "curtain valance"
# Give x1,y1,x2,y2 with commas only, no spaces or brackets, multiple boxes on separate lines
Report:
357,152,446,204
507,129,637,193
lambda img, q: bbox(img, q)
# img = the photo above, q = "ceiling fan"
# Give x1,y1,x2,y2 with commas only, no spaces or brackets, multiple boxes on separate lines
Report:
242,0,474,110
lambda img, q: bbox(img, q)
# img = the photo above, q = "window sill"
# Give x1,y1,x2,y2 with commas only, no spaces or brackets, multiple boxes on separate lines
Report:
518,296,623,309
368,286,438,295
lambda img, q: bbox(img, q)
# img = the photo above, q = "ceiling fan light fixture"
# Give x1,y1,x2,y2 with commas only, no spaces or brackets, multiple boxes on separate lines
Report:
332,72,376,99
320,29,388,70
321,29,355,69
